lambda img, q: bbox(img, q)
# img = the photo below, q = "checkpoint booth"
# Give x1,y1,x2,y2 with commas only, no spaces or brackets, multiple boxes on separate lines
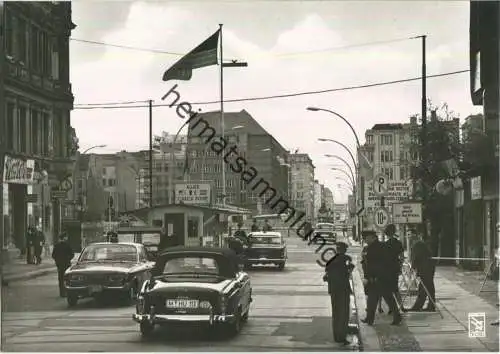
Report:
130,203,252,249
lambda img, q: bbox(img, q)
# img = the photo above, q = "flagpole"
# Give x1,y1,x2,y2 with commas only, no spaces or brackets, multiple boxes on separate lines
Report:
219,23,225,206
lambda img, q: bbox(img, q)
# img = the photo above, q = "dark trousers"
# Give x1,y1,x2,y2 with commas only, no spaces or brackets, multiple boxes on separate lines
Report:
26,245,34,264
330,291,350,342
365,280,400,323
57,264,70,297
34,246,42,264
412,268,436,309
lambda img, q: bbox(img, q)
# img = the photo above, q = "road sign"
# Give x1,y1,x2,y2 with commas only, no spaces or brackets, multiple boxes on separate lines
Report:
51,190,67,199
175,183,211,204
373,207,390,230
373,174,388,196
392,202,422,224
25,194,38,203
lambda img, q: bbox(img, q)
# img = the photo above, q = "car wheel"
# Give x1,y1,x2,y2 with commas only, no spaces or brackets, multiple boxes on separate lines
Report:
140,322,154,338
278,263,285,270
67,295,78,307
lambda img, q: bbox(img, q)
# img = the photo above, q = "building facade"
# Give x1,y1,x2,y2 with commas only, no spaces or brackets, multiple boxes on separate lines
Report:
323,186,334,212
186,110,289,214
290,153,315,220
313,180,322,220
1,2,76,255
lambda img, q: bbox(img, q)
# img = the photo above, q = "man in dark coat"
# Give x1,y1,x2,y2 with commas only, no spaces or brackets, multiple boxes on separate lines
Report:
233,222,248,245
362,232,402,325
409,239,436,311
34,228,46,265
384,224,404,312
26,226,36,264
323,242,354,345
251,219,259,232
262,219,272,232
52,233,75,297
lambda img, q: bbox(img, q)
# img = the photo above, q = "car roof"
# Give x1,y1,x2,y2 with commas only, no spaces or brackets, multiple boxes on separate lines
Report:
157,246,235,257
86,242,143,248
249,231,282,237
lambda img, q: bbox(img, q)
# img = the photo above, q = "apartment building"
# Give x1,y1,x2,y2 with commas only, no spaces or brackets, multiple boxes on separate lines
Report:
1,2,76,251
290,153,315,220
313,180,322,220
323,186,334,211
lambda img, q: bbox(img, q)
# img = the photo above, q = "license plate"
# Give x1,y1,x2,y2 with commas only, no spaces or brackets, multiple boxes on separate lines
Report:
89,285,103,293
166,299,199,309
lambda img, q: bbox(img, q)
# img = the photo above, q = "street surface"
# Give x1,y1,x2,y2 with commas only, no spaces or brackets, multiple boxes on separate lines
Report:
1,235,359,352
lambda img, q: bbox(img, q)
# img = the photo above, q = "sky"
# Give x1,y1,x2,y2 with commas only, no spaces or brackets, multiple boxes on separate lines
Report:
70,0,482,203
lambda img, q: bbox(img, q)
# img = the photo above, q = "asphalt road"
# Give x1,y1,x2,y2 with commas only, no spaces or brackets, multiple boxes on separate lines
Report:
1,235,360,352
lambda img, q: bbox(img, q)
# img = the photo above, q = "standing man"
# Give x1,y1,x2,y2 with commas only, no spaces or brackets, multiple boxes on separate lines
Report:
34,227,46,265
323,242,354,345
52,233,74,297
408,239,436,311
233,222,248,245
263,219,272,232
384,224,404,312
251,218,259,232
362,232,402,325
26,226,36,264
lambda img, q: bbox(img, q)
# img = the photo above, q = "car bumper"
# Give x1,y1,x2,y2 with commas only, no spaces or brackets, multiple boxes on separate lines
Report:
246,258,285,263
132,313,236,325
65,284,131,297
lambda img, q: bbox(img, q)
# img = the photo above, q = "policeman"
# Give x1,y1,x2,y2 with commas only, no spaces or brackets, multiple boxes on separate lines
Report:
361,232,402,325
323,242,354,345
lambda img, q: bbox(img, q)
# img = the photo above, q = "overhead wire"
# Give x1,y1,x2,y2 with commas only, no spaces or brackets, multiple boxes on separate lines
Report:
73,69,470,110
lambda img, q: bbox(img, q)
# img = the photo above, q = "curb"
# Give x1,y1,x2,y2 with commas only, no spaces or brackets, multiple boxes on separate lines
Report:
3,267,58,283
351,256,381,352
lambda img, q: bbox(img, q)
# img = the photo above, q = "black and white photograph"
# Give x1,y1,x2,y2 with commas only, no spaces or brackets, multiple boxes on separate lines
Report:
0,0,499,352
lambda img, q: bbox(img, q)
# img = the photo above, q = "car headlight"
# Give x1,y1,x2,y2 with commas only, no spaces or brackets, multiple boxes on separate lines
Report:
108,274,126,283
69,274,85,282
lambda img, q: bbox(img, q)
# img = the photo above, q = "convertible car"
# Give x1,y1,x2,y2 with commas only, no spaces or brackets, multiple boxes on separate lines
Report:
245,231,287,270
312,223,337,244
64,242,155,307
133,246,252,338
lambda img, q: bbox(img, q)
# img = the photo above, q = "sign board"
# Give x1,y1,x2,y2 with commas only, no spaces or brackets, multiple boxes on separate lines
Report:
175,183,211,204
392,202,422,224
373,174,388,196
364,179,412,213
471,176,482,200
373,207,390,230
51,190,67,199
25,194,38,203
3,155,34,184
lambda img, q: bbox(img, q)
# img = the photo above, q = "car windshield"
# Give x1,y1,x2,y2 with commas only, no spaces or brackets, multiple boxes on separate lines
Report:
162,256,220,275
79,244,137,262
250,235,282,245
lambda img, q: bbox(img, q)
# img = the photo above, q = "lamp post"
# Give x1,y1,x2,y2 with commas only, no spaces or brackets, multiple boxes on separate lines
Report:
325,155,355,185
335,176,354,191
331,168,355,189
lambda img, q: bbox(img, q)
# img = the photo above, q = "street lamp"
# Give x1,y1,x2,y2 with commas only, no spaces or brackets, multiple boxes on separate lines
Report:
307,107,361,149
335,176,354,191
325,155,355,185
319,139,357,170
331,168,355,188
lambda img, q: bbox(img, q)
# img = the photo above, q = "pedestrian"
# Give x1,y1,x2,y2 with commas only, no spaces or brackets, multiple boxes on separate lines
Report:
361,232,402,326
26,226,36,264
384,224,405,313
251,219,259,232
233,222,248,245
227,235,245,266
34,227,46,265
323,242,354,345
408,239,436,311
52,233,75,297
263,219,272,232
107,231,118,243
304,219,313,241
360,232,384,314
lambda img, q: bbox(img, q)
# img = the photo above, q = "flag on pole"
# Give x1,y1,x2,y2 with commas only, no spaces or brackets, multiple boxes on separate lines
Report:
162,29,220,81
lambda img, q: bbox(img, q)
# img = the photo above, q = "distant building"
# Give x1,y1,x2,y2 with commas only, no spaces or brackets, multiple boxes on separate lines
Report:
313,180,322,220
1,2,77,251
290,153,315,220
186,110,289,214
323,187,334,211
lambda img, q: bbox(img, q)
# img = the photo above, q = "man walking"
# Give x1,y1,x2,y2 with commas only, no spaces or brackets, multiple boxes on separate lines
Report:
384,224,404,312
52,233,74,297
263,219,272,232
362,232,402,325
34,227,46,265
323,242,354,345
408,239,436,311
26,226,36,264
251,219,259,232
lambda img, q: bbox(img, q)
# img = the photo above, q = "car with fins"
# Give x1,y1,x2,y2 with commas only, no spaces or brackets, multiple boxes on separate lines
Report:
244,231,287,270
133,246,252,338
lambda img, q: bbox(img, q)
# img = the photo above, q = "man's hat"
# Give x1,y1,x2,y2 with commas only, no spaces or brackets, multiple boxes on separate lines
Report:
336,241,348,251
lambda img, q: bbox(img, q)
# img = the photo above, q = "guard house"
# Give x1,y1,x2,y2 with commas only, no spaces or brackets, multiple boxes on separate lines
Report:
129,203,252,248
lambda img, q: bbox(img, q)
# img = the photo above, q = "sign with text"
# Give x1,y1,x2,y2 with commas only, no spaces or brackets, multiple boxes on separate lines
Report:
373,207,390,230
392,202,422,224
364,179,412,210
3,155,34,184
470,176,482,200
175,183,211,204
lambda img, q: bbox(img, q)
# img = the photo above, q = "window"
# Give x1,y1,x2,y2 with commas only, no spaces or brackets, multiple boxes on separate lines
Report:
382,167,394,180
400,167,406,180
16,16,27,63
102,179,107,186
51,37,59,79
31,109,39,155
19,106,27,153
366,134,374,144
4,10,14,56
42,112,50,155
162,256,219,275
6,103,15,150
30,25,40,72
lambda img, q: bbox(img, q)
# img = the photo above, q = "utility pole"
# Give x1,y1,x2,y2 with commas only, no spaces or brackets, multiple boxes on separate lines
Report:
148,100,153,208
421,35,428,240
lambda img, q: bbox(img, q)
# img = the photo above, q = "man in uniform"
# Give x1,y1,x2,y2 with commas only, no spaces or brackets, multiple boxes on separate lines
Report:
362,232,402,325
323,242,354,345
384,224,404,312
52,233,75,297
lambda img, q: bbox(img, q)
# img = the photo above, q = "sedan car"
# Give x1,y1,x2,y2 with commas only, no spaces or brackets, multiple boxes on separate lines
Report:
133,246,252,338
312,223,337,244
245,231,287,270
64,242,154,307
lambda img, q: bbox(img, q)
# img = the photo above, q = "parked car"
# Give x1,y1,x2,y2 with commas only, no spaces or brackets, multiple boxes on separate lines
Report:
64,242,155,307
245,231,287,269
133,246,252,338
313,223,337,244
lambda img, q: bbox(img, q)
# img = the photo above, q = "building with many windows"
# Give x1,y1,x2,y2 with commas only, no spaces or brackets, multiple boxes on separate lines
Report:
1,2,76,255
289,153,315,220
186,110,289,214
323,186,334,212
313,180,322,220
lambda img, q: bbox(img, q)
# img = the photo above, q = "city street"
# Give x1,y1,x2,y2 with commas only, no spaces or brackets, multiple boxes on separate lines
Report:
1,235,359,352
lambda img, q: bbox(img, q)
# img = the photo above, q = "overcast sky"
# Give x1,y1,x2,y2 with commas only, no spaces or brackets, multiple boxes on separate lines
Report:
70,0,481,203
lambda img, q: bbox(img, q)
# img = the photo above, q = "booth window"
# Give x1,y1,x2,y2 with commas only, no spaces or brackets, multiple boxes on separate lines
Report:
187,217,199,238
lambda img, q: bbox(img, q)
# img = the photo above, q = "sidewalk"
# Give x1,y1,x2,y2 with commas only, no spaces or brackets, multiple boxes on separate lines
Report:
351,248,499,352
1,249,79,283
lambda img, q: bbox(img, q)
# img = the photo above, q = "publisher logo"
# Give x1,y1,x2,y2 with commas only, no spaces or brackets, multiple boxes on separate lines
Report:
468,312,486,338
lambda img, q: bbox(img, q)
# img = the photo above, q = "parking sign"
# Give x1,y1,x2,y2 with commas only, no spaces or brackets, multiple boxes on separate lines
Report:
373,174,388,196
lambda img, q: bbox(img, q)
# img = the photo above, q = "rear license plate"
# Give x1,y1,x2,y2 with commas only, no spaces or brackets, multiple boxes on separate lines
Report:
89,285,103,293
166,299,199,309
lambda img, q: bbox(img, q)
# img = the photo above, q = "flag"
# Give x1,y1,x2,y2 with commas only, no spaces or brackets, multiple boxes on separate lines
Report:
162,29,220,81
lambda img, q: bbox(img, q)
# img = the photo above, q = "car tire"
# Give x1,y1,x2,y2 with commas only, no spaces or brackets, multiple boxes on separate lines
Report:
278,263,285,270
140,322,154,338
67,295,78,307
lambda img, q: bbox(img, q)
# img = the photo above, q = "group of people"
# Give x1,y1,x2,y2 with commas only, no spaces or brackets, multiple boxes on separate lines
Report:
26,226,46,265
